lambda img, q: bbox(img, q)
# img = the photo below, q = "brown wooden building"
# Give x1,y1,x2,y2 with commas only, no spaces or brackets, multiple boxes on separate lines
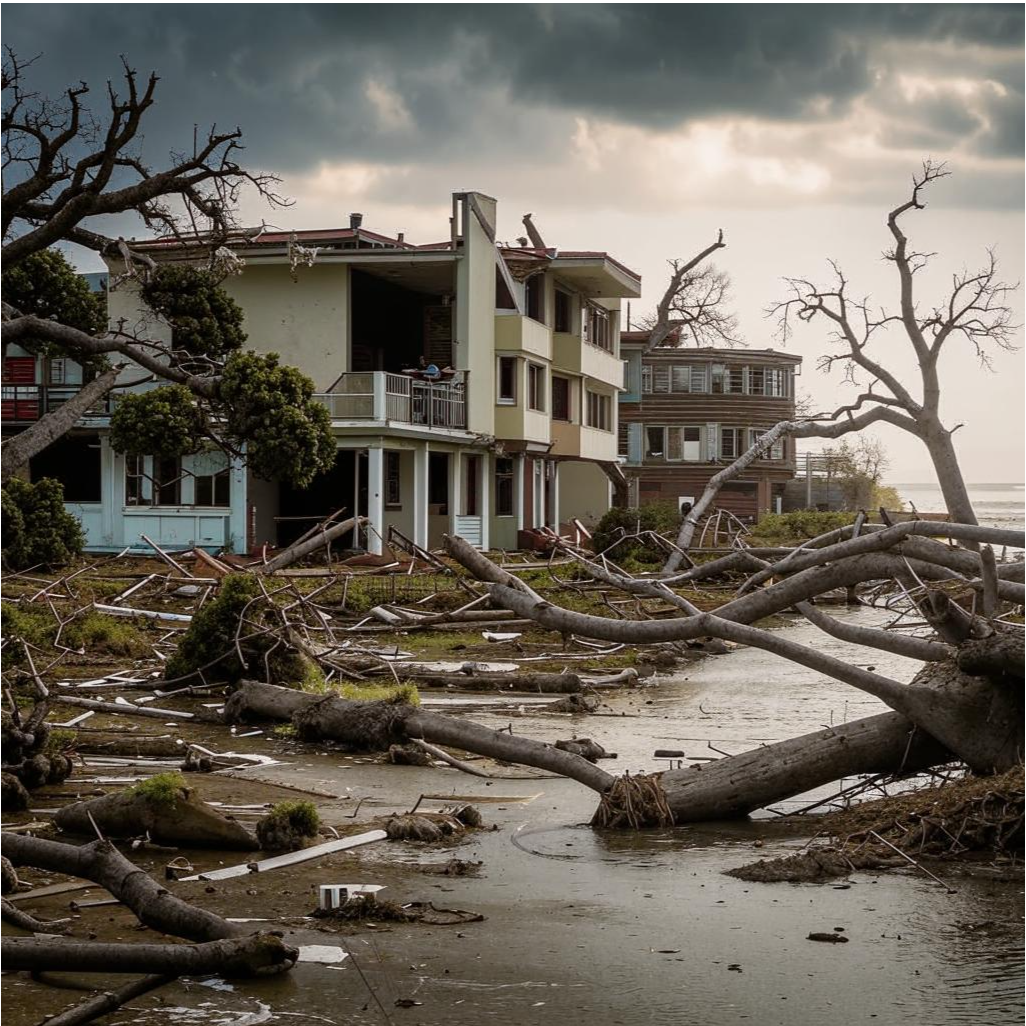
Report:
618,332,802,521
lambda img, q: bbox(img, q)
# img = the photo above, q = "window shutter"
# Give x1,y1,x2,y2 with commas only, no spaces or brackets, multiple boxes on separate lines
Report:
627,422,643,463
705,423,718,461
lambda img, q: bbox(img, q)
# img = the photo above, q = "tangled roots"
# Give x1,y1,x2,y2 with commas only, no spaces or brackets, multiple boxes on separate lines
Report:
592,771,674,829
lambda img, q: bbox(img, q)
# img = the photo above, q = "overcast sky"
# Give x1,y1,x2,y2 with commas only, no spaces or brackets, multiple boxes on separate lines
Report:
6,4,1023,483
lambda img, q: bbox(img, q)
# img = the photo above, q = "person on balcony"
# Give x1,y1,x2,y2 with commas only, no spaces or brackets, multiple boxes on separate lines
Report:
418,356,441,381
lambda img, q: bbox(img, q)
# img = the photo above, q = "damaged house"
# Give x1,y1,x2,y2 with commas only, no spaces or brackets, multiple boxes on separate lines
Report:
618,331,802,521
1,192,639,553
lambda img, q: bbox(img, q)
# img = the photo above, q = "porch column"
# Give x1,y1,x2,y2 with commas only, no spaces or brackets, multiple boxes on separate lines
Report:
479,451,490,550
412,444,429,549
514,454,525,533
550,460,561,530
367,446,385,554
449,451,462,535
372,372,387,421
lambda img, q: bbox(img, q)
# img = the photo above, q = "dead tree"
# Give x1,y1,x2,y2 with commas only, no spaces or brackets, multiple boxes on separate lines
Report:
661,163,1018,569
1,51,286,477
441,530,1023,825
641,230,739,351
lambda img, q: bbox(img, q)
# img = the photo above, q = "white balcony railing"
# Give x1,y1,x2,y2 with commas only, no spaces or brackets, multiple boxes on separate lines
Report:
314,371,467,430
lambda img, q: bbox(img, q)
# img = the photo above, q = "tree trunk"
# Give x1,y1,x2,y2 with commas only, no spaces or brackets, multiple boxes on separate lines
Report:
641,710,952,823
257,516,367,573
0,367,121,484
223,680,614,792
3,932,295,977
43,974,174,1026
921,421,979,528
1,835,244,943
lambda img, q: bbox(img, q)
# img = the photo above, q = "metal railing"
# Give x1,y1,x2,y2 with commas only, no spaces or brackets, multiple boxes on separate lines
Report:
0,384,116,422
314,371,467,430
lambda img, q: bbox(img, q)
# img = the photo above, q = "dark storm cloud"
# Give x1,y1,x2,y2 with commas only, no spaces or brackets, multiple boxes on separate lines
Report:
3,4,1023,171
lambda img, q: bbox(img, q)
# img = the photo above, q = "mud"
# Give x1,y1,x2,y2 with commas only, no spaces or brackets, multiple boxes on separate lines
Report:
3,608,1023,1026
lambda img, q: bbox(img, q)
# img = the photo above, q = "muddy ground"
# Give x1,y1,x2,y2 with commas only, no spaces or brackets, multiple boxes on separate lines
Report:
3,607,1023,1026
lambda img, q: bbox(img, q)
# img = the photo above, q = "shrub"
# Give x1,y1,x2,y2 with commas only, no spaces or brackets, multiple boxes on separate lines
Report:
592,501,682,563
1,478,84,569
753,510,857,542
264,799,320,836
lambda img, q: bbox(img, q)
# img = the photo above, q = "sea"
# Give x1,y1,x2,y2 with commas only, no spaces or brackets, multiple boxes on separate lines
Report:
891,482,1025,532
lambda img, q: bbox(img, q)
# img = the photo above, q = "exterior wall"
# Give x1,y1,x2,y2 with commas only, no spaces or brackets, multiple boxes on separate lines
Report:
557,462,611,528
456,193,498,436
619,345,801,521
65,433,247,552
223,263,349,389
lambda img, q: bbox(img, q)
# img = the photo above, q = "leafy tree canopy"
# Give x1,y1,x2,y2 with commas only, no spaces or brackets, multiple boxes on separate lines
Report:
1,478,84,569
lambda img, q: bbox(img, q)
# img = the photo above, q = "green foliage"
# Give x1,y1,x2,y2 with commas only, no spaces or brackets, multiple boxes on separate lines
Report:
110,385,206,457
141,265,246,360
341,578,374,614
218,351,336,488
592,501,682,563
165,574,323,686
307,677,421,705
132,772,186,806
66,612,151,657
873,484,905,512
1,250,106,363
263,799,320,837
753,509,857,542
44,728,78,755
1,478,84,569
164,574,261,683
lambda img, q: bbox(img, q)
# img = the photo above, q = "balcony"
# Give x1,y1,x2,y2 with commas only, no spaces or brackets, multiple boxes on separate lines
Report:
1,384,116,424
314,372,468,431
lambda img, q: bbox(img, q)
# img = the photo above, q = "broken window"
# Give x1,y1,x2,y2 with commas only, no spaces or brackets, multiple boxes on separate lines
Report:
156,456,182,506
29,433,101,502
195,467,231,507
646,426,665,458
125,453,150,506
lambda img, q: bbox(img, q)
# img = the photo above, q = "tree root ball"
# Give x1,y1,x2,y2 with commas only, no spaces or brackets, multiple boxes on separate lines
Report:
1,772,30,813
386,814,466,843
255,800,321,853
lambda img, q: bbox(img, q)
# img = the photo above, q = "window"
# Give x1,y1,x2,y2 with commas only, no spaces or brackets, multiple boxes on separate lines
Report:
495,457,514,516
125,454,149,506
641,365,653,394
156,456,182,506
727,368,745,394
586,391,611,431
711,364,726,394
749,367,765,395
195,467,231,507
766,368,788,397
689,366,708,393
48,359,67,385
497,356,517,404
618,423,629,458
527,363,546,412
385,451,402,507
552,376,570,421
663,426,702,462
554,290,572,333
526,274,545,324
587,305,611,351
464,455,479,516
752,430,784,460
720,428,744,460
671,366,690,392
646,426,665,458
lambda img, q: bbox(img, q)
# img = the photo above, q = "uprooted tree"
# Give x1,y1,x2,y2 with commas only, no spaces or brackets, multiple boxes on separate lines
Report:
660,162,1018,570
0,52,336,489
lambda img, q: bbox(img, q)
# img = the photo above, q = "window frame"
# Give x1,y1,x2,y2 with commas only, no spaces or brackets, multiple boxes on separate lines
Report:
495,457,515,517
585,390,611,431
525,274,546,325
527,362,546,412
554,289,573,333
551,375,571,422
497,356,517,405
385,450,402,508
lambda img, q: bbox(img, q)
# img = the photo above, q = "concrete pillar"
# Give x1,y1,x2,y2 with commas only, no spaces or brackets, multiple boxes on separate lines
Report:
514,454,525,533
551,460,561,530
367,446,384,554
450,451,462,532
479,451,490,550
413,444,429,548
372,372,387,421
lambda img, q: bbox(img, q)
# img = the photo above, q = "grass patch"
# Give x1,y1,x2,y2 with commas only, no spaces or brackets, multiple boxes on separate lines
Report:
1,603,150,659
132,771,186,806
303,677,420,705
263,799,320,836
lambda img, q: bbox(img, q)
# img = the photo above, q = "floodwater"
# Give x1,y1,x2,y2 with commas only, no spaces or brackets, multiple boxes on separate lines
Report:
4,610,1023,1026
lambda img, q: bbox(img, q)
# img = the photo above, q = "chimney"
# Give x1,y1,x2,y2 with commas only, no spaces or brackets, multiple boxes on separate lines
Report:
397,232,405,245
349,212,363,230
